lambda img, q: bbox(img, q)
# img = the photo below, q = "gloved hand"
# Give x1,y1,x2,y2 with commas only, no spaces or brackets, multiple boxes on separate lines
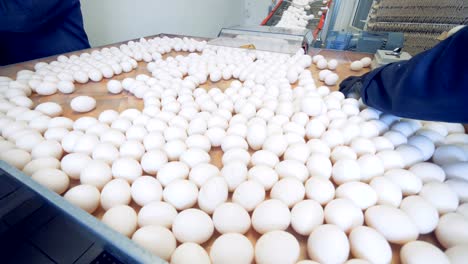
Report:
339,74,366,99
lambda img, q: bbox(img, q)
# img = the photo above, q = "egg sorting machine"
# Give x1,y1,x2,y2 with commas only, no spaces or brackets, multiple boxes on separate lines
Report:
208,25,314,54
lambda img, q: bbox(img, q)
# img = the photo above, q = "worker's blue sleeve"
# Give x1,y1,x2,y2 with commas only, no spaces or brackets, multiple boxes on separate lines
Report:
359,26,468,123
0,0,90,65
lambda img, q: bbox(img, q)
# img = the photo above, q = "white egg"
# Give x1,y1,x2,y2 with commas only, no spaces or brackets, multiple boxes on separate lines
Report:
291,199,324,236
369,176,402,207
171,242,210,264
350,61,364,71
384,169,422,196
61,153,92,180
321,129,344,148
305,154,331,180
312,55,325,64
383,131,407,147
102,205,137,237
172,208,214,244
332,159,360,185
139,150,167,175
400,195,439,234
319,69,332,81
212,202,251,234
336,182,377,210
210,233,254,264
316,59,328,69
163,179,198,210
330,146,357,163
92,142,119,165
221,161,248,191
163,126,186,142
186,163,218,187
232,180,266,212
251,199,291,234
73,116,98,131
57,80,75,94
445,244,468,264
64,184,100,213
132,225,176,261
357,154,384,182
247,122,267,150
137,201,177,228
111,157,142,183
400,241,450,264
301,96,323,117
324,73,339,86
324,198,363,233
74,134,100,155
15,131,44,152
100,178,131,210
222,148,250,165
221,135,248,152
100,129,126,147
157,161,189,186
307,224,350,264
79,159,112,189
436,212,468,248
245,151,275,170
98,109,120,124
275,160,309,182
209,70,222,82
360,57,372,67
70,96,96,113
186,134,211,152
350,137,376,156
23,157,60,176
256,231,300,264
87,69,103,82
349,226,392,264
419,182,459,214
446,179,468,203
365,205,418,244
305,119,326,139
180,148,211,168
270,178,305,208
433,145,467,166
0,140,15,152
416,129,445,146
394,144,424,169
35,102,63,117
328,59,338,70
407,135,435,161
376,150,404,170
36,81,58,95
31,140,63,159
143,131,165,150
284,143,310,164
31,168,69,194
131,176,162,206
443,162,468,181
198,177,228,214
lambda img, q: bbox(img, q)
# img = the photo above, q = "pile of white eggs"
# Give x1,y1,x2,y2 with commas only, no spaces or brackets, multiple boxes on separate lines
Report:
275,0,317,30
1,35,468,264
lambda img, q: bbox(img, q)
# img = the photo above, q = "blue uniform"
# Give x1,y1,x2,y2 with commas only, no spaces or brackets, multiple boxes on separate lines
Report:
340,26,468,123
0,0,90,65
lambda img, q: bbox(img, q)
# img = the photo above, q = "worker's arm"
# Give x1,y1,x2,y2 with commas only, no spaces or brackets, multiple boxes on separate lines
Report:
340,26,468,123
0,0,79,32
